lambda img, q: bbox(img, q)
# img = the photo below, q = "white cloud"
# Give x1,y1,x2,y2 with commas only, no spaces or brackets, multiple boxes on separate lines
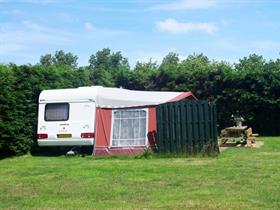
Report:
128,48,181,67
252,40,280,50
83,21,128,37
84,22,94,31
22,20,44,30
0,0,57,3
156,18,217,34
151,0,217,11
0,21,72,57
221,20,228,26
134,52,165,64
20,0,56,3
178,55,188,61
1,9,24,15
58,12,73,21
0,20,129,64
0,43,26,55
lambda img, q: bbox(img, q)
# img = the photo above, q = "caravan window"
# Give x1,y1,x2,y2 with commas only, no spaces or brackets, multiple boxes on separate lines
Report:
112,109,147,146
45,103,69,121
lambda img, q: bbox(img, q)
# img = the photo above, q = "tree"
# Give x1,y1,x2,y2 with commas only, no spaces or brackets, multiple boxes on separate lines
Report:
88,48,130,87
53,50,78,68
129,60,158,90
39,50,78,68
155,53,180,91
161,52,179,66
40,54,52,66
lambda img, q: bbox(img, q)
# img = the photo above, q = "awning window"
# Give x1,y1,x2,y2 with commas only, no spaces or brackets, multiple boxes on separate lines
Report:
112,109,147,146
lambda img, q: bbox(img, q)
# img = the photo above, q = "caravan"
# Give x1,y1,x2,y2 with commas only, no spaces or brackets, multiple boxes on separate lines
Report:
37,86,196,155
37,87,97,146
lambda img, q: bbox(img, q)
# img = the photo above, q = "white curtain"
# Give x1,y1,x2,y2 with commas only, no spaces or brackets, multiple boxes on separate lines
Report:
112,109,147,146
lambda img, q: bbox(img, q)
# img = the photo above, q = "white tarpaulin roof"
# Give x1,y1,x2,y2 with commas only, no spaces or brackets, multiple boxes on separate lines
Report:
39,86,196,108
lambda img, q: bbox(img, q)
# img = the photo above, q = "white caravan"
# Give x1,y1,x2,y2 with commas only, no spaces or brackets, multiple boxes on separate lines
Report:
37,86,194,147
37,87,97,146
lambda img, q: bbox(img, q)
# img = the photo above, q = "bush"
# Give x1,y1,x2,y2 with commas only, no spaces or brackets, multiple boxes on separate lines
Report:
135,147,154,159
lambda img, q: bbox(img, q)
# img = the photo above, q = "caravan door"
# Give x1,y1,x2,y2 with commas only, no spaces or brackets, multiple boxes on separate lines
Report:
37,101,95,146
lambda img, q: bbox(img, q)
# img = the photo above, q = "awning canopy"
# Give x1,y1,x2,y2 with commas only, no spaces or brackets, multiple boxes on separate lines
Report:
94,87,196,108
39,86,197,108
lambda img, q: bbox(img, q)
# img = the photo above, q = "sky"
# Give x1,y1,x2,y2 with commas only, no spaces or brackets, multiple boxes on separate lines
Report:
1,0,280,66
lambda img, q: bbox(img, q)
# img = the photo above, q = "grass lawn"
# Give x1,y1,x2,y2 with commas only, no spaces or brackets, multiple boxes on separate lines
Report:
1,137,280,209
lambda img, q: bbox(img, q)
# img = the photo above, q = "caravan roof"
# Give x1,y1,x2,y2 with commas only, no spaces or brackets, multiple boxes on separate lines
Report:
39,86,196,108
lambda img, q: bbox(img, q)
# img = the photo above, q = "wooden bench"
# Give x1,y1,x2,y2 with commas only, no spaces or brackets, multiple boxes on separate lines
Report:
245,128,259,144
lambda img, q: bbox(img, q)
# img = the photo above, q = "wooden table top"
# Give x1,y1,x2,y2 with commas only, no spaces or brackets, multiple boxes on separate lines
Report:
225,126,248,131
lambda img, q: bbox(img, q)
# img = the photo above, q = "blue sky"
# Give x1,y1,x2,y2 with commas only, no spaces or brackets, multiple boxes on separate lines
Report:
1,0,280,66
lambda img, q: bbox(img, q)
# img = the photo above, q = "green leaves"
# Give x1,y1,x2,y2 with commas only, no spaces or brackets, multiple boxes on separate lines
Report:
88,48,130,87
40,50,78,68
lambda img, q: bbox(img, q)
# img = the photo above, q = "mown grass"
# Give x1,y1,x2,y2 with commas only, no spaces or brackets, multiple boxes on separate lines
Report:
1,137,280,209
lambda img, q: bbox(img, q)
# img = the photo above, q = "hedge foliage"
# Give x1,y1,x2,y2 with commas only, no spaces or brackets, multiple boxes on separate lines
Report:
0,49,279,156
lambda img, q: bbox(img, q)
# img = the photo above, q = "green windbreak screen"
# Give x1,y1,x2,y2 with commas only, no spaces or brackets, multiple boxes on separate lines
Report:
156,100,218,154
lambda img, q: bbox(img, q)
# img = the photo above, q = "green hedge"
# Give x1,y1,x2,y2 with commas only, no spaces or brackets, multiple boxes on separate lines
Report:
0,52,280,156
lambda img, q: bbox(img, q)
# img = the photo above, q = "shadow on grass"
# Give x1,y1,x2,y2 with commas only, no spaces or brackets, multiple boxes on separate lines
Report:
30,145,93,157
0,152,14,160
1,142,219,160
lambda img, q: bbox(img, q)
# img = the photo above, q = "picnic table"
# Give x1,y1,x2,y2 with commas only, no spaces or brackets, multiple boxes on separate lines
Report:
219,113,259,146
219,126,258,145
